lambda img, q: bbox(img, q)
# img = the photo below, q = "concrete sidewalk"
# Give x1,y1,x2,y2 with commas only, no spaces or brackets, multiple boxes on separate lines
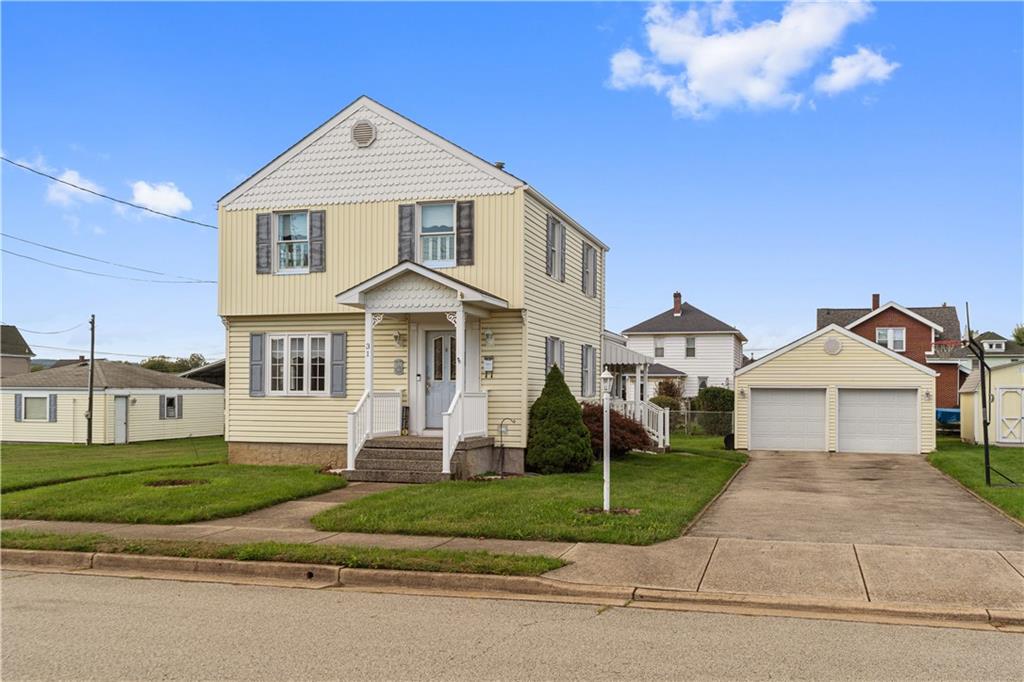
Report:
4,481,1023,613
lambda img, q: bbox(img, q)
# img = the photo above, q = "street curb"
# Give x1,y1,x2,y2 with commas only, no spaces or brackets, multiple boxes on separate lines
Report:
3,549,1022,629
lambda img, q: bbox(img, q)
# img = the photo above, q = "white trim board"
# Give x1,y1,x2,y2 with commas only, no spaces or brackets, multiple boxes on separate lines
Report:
736,324,939,378
844,302,944,333
335,261,508,309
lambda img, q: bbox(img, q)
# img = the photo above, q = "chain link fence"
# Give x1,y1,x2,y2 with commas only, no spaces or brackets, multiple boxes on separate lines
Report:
667,410,735,437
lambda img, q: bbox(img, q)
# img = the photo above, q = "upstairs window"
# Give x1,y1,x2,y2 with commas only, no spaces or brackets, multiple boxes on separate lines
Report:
546,216,566,282
419,203,456,268
654,336,665,358
876,327,906,352
983,341,1005,352
686,337,696,358
276,212,309,273
582,243,597,297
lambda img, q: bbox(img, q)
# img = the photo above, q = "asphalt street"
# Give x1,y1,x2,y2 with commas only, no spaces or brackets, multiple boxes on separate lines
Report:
2,570,1021,681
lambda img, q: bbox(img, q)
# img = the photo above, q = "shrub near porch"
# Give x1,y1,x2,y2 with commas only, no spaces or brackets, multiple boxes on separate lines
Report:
312,452,742,545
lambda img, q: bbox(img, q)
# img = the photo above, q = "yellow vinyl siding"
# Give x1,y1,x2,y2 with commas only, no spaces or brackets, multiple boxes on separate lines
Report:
966,363,1024,446
734,330,936,453
521,191,605,404
225,313,527,448
960,391,975,443
218,193,523,317
1,391,98,443
111,393,224,442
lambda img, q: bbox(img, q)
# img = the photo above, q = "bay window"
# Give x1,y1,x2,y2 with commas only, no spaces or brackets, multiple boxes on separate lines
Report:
268,334,328,395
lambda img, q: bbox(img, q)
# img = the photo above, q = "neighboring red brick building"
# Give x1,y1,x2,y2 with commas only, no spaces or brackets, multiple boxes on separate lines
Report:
817,294,965,409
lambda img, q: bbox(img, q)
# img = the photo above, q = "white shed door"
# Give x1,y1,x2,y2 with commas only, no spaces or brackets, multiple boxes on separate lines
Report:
750,389,826,451
838,389,917,454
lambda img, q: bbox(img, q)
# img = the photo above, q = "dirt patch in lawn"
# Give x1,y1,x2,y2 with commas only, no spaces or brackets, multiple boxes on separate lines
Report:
144,479,209,488
578,507,641,516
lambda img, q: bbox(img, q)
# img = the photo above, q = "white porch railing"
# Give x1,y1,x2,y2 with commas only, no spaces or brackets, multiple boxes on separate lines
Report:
441,391,488,474
607,398,669,450
346,390,402,469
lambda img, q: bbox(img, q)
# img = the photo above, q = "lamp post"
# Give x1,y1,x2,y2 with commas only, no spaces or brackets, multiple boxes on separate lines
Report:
601,369,614,513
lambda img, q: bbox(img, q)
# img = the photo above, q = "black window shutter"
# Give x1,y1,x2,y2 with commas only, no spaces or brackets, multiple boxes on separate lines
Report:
581,346,586,394
256,214,272,274
309,210,326,273
158,395,166,420
250,333,265,397
545,215,555,276
398,205,416,262
456,200,474,266
48,394,57,422
13,393,22,422
558,223,566,283
177,395,184,419
330,332,347,397
581,243,588,294
545,337,551,375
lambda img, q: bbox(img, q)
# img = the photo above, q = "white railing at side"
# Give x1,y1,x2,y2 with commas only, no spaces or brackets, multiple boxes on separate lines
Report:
602,398,669,450
346,390,402,470
441,391,488,474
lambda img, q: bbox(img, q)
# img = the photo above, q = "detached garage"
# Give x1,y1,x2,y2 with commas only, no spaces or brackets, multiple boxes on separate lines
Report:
735,325,936,454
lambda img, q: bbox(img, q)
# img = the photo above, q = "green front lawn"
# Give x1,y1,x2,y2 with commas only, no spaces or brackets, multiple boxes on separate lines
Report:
928,437,1024,521
669,432,745,461
0,530,564,576
313,452,743,545
1,437,227,492
2,464,346,524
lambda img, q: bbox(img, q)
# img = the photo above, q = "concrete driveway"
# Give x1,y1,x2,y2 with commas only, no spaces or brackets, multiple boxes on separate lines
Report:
687,451,1024,551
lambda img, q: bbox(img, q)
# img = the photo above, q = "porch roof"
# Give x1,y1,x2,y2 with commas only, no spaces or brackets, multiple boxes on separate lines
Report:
602,336,656,369
335,261,508,310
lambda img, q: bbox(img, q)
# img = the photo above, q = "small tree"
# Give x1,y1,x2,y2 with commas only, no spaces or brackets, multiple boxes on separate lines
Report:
657,379,682,400
526,365,593,474
581,403,654,458
693,386,734,436
142,353,207,374
1014,324,1024,346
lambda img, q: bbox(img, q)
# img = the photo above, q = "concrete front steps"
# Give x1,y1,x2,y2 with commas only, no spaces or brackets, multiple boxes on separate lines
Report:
345,436,495,483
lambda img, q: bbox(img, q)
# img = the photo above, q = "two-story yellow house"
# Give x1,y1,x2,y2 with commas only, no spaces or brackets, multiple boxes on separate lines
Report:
219,96,607,481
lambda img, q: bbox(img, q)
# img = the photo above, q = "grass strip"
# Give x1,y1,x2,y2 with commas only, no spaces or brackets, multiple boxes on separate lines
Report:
928,437,1024,521
0,530,565,577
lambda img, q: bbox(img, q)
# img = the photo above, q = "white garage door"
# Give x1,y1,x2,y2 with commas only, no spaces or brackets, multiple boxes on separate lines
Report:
750,389,826,451
838,389,918,454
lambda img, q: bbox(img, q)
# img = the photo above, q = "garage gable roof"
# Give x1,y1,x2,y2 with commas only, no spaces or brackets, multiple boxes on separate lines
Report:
737,324,938,378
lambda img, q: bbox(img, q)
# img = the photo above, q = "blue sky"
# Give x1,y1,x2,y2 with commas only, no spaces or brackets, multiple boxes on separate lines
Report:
3,1,1021,361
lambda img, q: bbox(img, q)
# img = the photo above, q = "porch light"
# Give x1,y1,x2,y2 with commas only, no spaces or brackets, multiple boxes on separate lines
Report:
924,389,933,400
738,388,747,399
482,329,495,346
392,331,405,348
601,369,614,395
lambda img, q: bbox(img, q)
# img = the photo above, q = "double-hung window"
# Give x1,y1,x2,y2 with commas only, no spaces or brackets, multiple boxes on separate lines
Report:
876,327,906,352
582,243,597,297
164,396,178,419
276,212,310,273
268,333,328,395
685,337,696,358
419,203,456,268
547,218,565,281
23,396,48,421
581,344,596,397
545,336,565,376
654,336,665,358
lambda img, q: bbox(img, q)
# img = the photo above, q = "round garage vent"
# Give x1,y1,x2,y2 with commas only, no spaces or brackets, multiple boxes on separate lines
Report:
351,119,377,148
823,337,843,355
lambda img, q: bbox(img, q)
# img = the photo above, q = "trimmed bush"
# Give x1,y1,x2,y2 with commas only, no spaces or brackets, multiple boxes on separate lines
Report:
581,403,655,458
526,365,593,474
693,387,734,436
650,395,681,412
657,379,683,400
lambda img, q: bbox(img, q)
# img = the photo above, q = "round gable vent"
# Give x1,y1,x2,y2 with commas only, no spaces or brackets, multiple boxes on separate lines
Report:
351,119,377,148
823,337,843,356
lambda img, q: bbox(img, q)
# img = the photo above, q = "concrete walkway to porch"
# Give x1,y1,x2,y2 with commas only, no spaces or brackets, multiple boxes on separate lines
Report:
5,480,1023,614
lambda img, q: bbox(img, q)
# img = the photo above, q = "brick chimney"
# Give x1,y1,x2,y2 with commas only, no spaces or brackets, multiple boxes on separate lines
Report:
673,292,682,317
871,293,880,310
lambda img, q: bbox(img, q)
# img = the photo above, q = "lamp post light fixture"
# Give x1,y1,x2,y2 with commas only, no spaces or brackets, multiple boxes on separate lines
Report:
600,369,614,513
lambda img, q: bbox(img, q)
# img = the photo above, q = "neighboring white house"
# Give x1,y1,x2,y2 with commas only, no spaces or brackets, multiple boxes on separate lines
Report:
622,292,746,398
1,360,224,444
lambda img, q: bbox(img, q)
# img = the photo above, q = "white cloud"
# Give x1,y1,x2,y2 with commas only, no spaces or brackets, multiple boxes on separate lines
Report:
15,153,55,174
609,1,893,118
814,46,899,95
129,181,193,216
46,169,103,206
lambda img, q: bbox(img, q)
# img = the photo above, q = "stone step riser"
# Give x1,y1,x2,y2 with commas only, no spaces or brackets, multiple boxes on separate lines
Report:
355,458,442,472
358,448,444,462
345,470,451,484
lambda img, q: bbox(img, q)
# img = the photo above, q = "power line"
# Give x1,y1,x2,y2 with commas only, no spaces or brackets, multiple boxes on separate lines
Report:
2,232,214,282
30,343,152,359
3,248,216,284
2,321,88,335
1,156,218,230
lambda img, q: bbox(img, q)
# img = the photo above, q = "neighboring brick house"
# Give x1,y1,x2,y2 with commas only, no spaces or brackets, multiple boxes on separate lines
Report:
816,294,965,408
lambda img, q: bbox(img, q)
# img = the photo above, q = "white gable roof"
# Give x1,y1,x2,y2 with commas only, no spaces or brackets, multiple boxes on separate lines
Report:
737,324,938,377
221,96,523,211
335,261,508,311
844,302,944,333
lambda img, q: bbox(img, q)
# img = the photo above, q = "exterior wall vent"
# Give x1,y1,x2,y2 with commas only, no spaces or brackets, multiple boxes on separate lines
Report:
823,337,843,356
351,120,377,148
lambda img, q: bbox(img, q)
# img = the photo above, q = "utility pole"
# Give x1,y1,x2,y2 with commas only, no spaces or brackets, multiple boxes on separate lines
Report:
86,314,95,445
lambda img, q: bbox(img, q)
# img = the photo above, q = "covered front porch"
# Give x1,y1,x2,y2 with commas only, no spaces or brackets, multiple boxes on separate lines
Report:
335,262,508,476
600,334,671,450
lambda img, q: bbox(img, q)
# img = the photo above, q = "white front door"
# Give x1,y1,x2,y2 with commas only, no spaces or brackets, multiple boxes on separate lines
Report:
749,388,827,451
838,389,918,454
114,396,129,444
996,388,1024,444
425,331,456,429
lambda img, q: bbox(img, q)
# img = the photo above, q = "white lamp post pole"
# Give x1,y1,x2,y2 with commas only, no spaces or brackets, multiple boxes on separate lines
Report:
601,369,613,513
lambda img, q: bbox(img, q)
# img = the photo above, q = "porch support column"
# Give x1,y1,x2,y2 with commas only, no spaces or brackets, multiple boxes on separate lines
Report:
454,305,466,395
633,364,641,417
642,363,649,401
365,311,376,434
